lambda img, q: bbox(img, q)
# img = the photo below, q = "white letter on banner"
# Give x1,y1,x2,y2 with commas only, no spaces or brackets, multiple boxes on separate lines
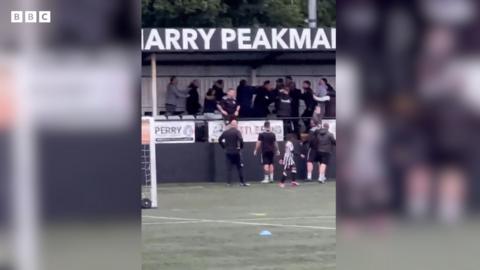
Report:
271,28,288,49
221,29,236,50
145,29,165,50
165,29,181,50
290,28,311,49
331,28,336,49
312,28,331,49
237,28,252,49
252,29,271,49
183,29,199,50
198,28,215,50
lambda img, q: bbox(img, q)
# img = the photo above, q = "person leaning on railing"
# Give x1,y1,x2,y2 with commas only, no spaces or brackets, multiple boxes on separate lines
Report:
286,76,302,135
236,79,255,118
275,86,294,134
186,79,201,115
300,80,316,132
217,88,240,124
204,79,225,114
252,80,274,118
165,76,190,115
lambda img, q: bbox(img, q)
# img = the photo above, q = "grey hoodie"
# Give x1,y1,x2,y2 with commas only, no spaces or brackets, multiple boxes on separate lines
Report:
309,127,336,153
166,83,189,111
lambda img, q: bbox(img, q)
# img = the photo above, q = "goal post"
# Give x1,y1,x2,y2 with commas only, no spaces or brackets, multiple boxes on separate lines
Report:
141,116,158,208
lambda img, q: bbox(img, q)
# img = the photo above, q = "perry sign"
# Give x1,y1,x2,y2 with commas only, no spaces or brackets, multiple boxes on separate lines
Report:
208,120,284,143
154,121,195,143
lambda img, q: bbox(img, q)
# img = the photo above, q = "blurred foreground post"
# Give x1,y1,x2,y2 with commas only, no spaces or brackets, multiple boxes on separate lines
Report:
151,54,157,117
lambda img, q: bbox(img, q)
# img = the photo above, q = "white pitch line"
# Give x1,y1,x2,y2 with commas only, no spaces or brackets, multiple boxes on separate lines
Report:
236,216,335,221
143,220,210,225
210,220,336,230
157,185,205,190
142,216,335,230
143,216,200,221
142,215,335,221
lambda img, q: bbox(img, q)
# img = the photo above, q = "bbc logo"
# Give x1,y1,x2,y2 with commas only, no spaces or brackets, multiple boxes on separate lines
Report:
11,11,51,23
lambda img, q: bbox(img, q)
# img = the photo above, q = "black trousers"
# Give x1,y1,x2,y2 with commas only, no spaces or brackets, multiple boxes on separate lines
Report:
225,153,245,184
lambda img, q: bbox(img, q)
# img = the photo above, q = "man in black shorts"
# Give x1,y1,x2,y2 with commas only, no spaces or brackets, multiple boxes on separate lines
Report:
219,120,250,186
307,122,336,183
254,121,280,183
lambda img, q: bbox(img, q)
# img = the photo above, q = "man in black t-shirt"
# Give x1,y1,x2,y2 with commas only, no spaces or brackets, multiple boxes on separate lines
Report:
218,120,250,186
204,80,225,113
236,80,255,118
253,80,274,118
254,121,279,183
218,88,240,123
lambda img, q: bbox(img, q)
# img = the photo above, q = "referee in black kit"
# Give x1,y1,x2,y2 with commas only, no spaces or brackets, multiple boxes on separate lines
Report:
218,120,250,187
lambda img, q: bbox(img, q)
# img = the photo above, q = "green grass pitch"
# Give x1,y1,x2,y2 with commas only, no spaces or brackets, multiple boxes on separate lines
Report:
143,182,336,270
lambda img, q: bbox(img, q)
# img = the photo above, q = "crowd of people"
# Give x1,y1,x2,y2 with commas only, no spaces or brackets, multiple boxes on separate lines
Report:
164,75,335,133
164,75,336,185
219,120,336,187
163,75,336,186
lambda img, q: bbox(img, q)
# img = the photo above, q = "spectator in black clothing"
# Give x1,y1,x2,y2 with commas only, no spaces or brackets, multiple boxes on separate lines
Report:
272,78,284,108
288,84,301,117
287,81,302,136
301,80,316,131
323,78,335,97
322,78,336,117
253,80,274,118
267,78,282,114
203,80,225,113
186,79,201,115
276,87,294,133
236,79,255,118
275,78,284,89
276,87,291,118
213,79,225,101
218,88,240,123
204,88,217,113
285,75,295,90
218,120,250,186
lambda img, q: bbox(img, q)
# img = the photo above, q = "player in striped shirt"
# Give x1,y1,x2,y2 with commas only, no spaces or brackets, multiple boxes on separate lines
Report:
279,134,304,188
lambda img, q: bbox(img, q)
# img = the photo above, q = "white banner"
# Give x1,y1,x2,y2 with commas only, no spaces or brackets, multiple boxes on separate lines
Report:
208,120,284,143
154,121,195,143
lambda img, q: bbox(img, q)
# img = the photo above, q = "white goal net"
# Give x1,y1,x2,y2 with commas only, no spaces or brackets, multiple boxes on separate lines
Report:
141,117,157,208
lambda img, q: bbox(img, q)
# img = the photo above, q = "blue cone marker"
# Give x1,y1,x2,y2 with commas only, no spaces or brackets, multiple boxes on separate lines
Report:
259,230,272,236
